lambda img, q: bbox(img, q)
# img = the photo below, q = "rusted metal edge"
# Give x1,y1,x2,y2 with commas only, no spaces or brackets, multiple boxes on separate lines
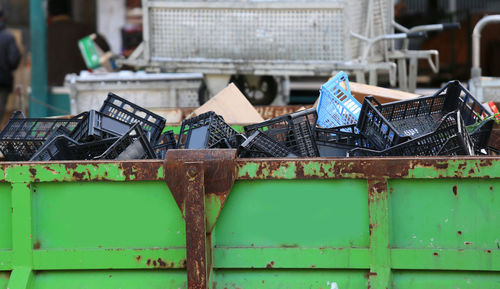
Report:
236,157,500,179
0,156,498,183
164,150,237,227
0,160,164,183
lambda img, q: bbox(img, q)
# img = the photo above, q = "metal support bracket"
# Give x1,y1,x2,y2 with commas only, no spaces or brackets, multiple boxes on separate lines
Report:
164,149,237,289
7,267,34,289
368,178,392,289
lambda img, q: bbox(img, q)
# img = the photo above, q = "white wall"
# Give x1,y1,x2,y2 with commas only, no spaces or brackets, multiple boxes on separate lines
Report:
97,0,125,54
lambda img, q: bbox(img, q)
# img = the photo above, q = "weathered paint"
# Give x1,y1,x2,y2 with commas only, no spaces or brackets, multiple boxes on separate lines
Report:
165,150,237,232
236,157,500,179
0,156,498,289
183,162,207,289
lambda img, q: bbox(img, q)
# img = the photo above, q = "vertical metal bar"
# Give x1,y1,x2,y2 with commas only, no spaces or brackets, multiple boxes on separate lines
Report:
408,57,418,93
11,182,34,268
7,267,34,289
141,0,151,62
8,182,35,289
368,178,392,289
397,59,408,91
29,0,48,117
184,162,207,289
355,71,366,84
369,69,378,86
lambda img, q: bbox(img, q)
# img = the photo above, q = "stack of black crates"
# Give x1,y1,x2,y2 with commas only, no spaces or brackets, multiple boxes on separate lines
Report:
0,80,495,161
0,93,171,161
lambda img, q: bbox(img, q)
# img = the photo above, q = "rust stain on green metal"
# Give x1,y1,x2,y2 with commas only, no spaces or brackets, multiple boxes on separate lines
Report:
0,157,499,289
156,166,164,179
236,161,296,179
406,159,499,178
2,161,165,183
205,194,222,233
0,168,5,182
237,158,500,180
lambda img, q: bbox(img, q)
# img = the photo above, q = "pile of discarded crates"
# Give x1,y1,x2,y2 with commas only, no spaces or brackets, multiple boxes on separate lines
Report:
174,72,497,158
0,71,497,161
313,72,497,157
0,93,174,161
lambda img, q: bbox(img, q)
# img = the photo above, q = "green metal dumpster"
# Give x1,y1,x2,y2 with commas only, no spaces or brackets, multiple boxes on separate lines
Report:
1,151,499,289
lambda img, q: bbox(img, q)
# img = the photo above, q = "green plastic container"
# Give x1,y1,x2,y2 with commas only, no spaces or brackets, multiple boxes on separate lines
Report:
0,152,499,289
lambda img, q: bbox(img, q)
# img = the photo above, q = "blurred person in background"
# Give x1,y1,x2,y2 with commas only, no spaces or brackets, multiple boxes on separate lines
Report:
0,7,21,120
47,0,110,86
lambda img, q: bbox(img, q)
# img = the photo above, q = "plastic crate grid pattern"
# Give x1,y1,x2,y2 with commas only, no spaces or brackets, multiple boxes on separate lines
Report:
375,95,449,137
150,6,345,61
315,124,370,148
356,99,401,150
356,81,488,150
244,108,319,157
177,112,237,149
0,112,85,161
154,130,177,159
98,124,156,160
314,124,371,157
351,111,473,157
240,130,295,158
469,119,495,154
30,136,119,161
70,110,131,142
431,81,493,152
317,71,361,128
100,93,166,144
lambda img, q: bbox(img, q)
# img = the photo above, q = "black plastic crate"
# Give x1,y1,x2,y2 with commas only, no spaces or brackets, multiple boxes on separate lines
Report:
70,110,131,142
177,111,237,149
30,135,119,161
97,124,156,160
0,111,87,161
100,92,166,145
240,130,297,158
244,108,319,157
468,118,495,155
154,130,177,159
314,124,371,157
357,81,492,150
350,111,474,157
435,81,493,152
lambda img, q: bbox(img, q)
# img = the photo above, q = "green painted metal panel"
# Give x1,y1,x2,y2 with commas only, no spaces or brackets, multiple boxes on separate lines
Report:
389,179,500,249
391,249,500,271
213,247,370,269
0,159,499,288
214,180,369,248
32,270,186,289
213,269,368,289
392,270,500,289
0,184,11,250
32,182,185,249
0,272,9,289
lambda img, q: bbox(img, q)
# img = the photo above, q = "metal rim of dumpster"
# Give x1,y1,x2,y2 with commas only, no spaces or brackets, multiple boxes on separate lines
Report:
0,153,499,289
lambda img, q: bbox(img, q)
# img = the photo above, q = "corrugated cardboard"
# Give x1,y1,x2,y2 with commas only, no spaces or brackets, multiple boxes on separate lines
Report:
189,83,264,124
314,82,419,107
